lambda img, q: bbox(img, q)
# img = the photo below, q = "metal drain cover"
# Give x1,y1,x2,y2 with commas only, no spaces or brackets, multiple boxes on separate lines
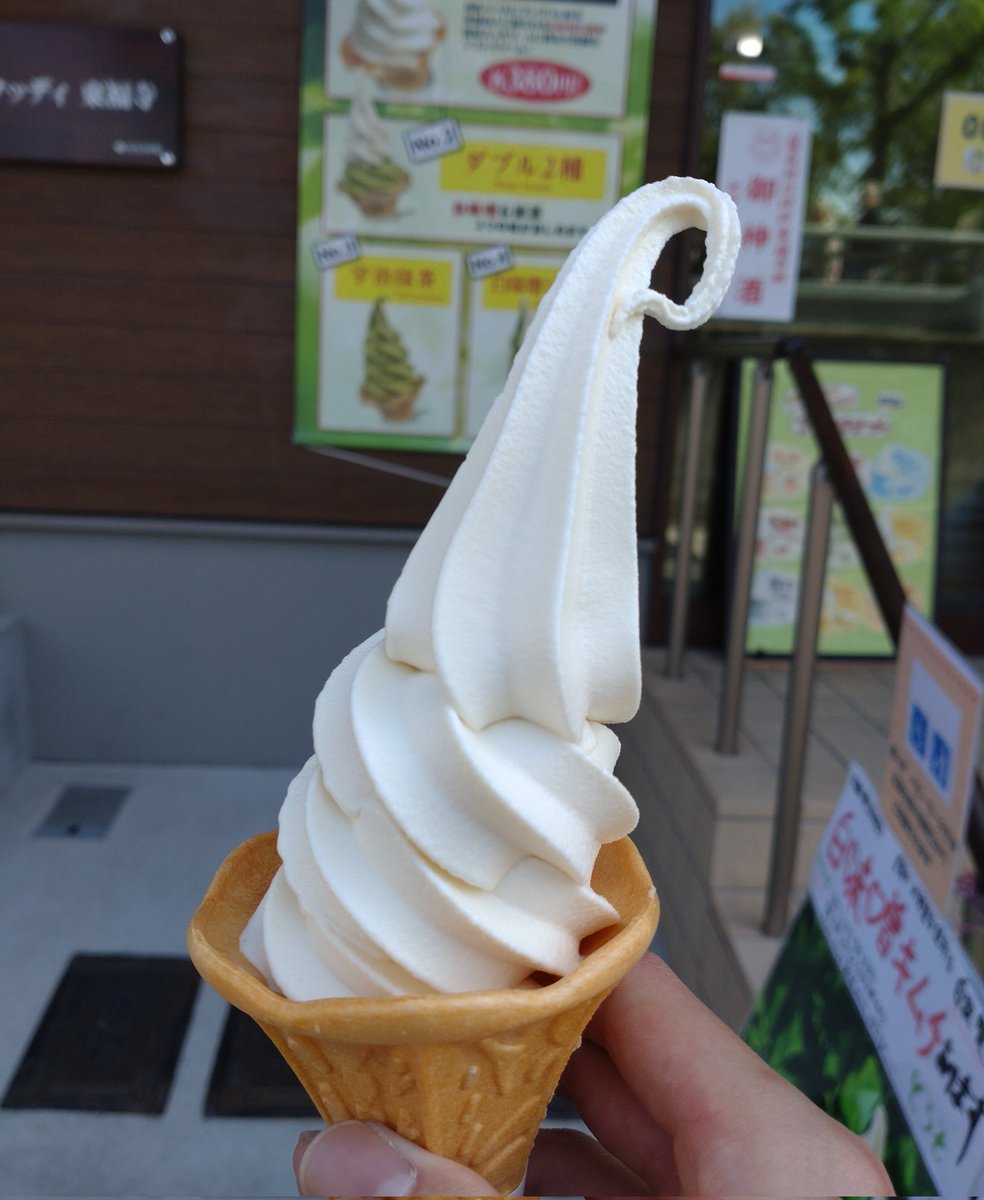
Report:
34,785,130,839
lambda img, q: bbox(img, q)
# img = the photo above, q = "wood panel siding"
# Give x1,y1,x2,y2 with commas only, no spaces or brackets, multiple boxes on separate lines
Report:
0,0,703,529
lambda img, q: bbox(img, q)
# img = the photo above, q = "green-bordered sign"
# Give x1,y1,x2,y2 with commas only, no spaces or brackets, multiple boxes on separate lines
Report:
736,357,944,656
294,0,659,454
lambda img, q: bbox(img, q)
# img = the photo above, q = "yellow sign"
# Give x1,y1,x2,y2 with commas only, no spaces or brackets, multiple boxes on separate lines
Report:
440,142,606,200
333,257,453,306
482,265,560,311
934,90,984,191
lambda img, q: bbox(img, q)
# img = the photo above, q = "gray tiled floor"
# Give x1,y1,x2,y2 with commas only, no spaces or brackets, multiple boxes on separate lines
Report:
0,761,314,1198
0,760,593,1197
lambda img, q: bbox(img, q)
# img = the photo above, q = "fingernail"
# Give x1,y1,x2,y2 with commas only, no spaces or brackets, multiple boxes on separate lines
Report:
292,1130,318,1180
296,1120,417,1197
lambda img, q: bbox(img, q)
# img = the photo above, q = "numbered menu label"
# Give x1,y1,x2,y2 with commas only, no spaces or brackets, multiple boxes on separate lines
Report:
466,244,514,280
403,118,463,165
312,234,362,271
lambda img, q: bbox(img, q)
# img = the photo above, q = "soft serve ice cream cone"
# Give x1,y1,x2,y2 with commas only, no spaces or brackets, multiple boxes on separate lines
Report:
338,86,410,218
188,177,741,1195
359,298,425,420
341,0,445,91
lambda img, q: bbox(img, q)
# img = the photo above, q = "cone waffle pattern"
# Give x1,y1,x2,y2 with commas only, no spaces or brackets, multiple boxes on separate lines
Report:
262,993,607,1189
189,831,657,1195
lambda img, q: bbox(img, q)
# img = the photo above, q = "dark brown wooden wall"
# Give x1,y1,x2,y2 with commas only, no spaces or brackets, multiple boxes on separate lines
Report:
0,0,703,531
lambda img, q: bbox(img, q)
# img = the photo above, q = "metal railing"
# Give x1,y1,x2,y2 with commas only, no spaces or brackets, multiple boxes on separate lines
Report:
667,337,984,934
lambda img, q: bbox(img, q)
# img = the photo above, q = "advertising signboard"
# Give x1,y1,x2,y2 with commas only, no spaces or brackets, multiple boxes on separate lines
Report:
715,111,812,323
748,763,984,1196
747,633,983,1195
0,21,181,169
881,607,984,908
934,90,984,192
293,0,659,453
736,357,944,656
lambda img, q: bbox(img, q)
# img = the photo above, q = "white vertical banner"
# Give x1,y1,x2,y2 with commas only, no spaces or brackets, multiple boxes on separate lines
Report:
715,111,812,323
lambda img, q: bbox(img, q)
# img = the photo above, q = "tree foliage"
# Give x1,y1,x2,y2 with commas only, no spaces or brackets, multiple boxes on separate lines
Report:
702,0,984,228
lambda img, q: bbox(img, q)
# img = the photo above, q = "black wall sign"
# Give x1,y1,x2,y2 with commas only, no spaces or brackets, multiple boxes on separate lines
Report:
0,22,181,169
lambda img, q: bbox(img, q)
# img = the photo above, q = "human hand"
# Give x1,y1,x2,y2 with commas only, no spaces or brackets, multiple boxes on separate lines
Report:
293,953,894,1197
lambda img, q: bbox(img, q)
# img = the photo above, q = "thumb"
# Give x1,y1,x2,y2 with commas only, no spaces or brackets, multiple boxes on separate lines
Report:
294,1120,499,1197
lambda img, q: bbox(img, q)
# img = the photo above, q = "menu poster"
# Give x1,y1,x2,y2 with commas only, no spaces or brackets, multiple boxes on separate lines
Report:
294,0,659,453
736,357,945,657
748,762,984,1196
881,606,984,909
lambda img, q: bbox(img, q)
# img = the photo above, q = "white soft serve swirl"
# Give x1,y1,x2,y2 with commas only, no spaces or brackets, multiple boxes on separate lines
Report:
346,0,443,69
241,179,741,1000
346,86,392,166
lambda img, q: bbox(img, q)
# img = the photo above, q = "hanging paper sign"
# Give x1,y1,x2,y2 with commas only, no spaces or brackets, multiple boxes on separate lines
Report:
715,111,812,323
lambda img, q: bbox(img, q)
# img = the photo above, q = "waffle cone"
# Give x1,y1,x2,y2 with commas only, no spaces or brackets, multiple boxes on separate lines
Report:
339,173,409,218
360,381,424,421
188,831,658,1194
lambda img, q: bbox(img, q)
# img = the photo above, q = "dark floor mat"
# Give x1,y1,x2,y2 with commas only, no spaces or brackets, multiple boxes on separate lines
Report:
2,953,199,1114
205,1004,317,1118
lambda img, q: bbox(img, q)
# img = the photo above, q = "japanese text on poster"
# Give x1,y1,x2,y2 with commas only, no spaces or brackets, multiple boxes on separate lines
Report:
737,358,944,657
294,0,658,453
812,762,984,1197
715,111,812,323
881,606,984,908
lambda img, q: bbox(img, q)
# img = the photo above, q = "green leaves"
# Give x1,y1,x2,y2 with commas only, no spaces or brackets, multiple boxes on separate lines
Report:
743,901,935,1192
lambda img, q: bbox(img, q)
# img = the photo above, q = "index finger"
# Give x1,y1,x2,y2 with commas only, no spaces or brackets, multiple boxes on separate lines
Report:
586,953,894,1196
587,952,792,1137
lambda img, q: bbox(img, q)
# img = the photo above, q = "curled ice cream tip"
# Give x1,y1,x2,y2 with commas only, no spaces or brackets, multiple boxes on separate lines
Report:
241,178,740,1001
386,177,742,741
344,0,443,72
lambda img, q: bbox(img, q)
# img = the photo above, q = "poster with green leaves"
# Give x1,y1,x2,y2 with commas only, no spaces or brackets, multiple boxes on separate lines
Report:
747,761,984,1195
736,357,944,656
294,0,659,453
745,899,934,1193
